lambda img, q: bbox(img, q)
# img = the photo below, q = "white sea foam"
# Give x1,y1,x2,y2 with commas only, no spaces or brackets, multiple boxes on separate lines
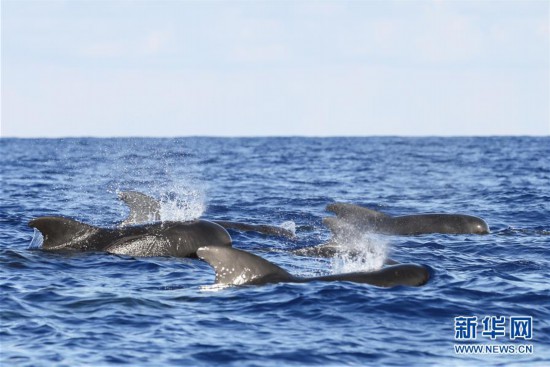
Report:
329,222,388,274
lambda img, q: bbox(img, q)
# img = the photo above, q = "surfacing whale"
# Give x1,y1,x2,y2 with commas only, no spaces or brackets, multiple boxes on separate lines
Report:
118,191,295,239
29,216,231,257
292,202,489,258
197,246,430,287
326,203,490,235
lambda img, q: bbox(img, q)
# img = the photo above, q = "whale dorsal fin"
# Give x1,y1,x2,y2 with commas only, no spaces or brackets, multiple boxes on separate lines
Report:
197,246,293,285
28,216,97,250
326,203,389,221
118,191,161,226
322,216,361,237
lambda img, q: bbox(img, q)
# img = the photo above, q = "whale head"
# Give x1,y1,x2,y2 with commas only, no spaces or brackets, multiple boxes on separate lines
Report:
466,216,490,234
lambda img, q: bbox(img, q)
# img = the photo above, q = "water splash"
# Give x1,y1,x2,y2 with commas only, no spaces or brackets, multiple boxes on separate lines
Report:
102,139,206,224
157,182,206,222
29,229,44,249
280,221,297,236
200,284,232,292
328,221,388,274
113,180,206,225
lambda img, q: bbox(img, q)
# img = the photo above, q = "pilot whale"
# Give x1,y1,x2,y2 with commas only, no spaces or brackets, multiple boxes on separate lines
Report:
29,216,231,257
197,246,430,287
292,202,489,258
118,191,295,239
325,203,490,235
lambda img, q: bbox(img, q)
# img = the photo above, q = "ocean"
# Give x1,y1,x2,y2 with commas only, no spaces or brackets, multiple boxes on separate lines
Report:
1,137,549,366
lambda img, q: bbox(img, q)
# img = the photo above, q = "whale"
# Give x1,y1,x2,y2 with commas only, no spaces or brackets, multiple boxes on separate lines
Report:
118,191,295,239
29,216,232,258
291,202,489,258
197,246,430,287
325,203,490,235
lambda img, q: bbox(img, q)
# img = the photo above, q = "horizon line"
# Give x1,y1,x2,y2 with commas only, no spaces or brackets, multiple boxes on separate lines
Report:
1,134,549,139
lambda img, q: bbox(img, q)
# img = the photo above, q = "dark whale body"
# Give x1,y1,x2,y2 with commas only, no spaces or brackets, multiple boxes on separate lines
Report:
29,217,231,258
292,202,490,258
197,246,430,287
326,203,490,235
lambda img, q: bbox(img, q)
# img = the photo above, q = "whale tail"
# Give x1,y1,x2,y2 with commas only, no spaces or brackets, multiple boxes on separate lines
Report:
197,246,293,285
28,216,97,250
118,191,161,226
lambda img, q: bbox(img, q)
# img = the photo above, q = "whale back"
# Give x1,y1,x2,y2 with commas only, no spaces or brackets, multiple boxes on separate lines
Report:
212,220,295,239
197,246,293,285
326,203,389,221
326,203,489,235
325,203,389,231
105,220,232,257
392,214,490,235
310,263,430,287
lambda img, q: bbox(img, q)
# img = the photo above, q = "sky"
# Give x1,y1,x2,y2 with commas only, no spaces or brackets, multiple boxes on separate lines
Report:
1,0,549,137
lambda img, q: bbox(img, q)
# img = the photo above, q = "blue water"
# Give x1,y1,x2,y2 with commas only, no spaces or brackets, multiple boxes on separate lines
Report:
1,137,549,366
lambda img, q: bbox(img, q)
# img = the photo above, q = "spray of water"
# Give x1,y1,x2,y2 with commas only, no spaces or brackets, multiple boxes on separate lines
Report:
102,139,208,224
157,181,206,222
29,228,44,249
280,221,297,236
200,284,232,292
329,221,389,274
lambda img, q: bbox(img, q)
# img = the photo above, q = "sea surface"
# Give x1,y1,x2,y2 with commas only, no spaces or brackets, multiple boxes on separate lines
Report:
1,137,549,366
